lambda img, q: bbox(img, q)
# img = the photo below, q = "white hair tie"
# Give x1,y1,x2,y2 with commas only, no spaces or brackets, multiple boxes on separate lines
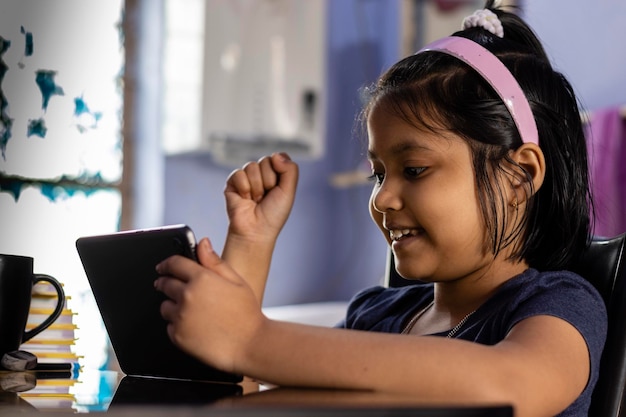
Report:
462,9,504,38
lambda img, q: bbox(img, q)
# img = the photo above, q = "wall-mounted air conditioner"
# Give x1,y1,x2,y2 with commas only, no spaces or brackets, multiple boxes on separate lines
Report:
191,0,327,165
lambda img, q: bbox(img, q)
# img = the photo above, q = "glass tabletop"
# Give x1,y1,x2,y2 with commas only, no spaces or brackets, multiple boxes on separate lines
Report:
1,368,513,416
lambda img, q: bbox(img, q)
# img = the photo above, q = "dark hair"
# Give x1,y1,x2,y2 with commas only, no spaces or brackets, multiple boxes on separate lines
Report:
359,0,592,270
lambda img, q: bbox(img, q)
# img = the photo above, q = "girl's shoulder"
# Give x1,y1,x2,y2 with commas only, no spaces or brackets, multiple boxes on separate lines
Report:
480,268,607,342
494,268,604,311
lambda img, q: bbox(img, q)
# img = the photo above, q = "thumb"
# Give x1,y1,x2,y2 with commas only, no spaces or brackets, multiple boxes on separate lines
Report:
271,152,299,198
196,238,242,284
197,237,222,270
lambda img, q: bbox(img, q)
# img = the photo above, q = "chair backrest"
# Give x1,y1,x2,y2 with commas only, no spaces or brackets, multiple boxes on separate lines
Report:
570,234,626,417
385,233,626,417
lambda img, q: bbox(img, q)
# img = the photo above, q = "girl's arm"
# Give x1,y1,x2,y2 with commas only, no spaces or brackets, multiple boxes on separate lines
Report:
155,240,590,417
220,152,298,303
241,316,587,417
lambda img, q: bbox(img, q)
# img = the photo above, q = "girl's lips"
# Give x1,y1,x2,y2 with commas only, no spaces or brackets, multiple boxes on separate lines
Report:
389,228,420,241
390,230,424,255
392,233,417,247
389,228,418,241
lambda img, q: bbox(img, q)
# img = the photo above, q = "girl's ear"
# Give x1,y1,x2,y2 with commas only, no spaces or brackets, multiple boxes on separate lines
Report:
509,143,546,203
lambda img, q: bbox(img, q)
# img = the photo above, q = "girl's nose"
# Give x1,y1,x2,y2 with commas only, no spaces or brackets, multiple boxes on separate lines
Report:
371,183,402,213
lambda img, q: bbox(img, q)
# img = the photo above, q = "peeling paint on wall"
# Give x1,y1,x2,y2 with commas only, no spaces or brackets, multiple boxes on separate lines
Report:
0,172,111,202
18,25,33,69
0,36,12,159
74,95,103,133
35,70,64,112
26,118,46,138
0,1,125,381
0,1,124,202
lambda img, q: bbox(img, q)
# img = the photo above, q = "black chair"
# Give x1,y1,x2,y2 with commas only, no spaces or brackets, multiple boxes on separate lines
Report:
385,233,626,417
572,234,626,417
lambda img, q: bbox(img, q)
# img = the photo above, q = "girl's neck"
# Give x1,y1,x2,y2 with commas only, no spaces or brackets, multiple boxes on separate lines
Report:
432,260,529,316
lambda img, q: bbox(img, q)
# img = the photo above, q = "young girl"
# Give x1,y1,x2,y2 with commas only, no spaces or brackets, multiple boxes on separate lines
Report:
154,2,607,416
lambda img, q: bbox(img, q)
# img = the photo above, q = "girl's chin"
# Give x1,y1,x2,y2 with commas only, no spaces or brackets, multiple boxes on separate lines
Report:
393,259,430,281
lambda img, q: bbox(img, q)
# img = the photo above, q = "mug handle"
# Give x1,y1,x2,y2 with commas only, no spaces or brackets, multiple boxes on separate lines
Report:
22,274,66,343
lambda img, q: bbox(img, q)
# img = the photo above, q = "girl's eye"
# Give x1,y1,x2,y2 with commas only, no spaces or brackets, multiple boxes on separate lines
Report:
404,167,426,179
367,172,384,185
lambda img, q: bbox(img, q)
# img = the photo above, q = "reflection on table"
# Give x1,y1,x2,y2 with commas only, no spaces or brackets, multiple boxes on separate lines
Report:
1,368,513,416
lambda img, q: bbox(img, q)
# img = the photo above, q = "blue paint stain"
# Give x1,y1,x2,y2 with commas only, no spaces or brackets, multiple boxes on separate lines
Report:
0,36,12,159
27,118,47,138
0,178,23,200
39,183,62,201
17,26,34,69
0,172,110,202
0,20,122,206
0,37,9,76
35,70,64,111
20,26,33,56
74,96,90,116
74,95,103,132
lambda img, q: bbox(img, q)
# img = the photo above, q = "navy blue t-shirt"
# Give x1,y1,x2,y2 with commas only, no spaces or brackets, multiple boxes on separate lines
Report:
337,268,607,417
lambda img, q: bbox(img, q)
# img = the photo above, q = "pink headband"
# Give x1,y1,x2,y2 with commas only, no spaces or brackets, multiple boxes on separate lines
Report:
417,36,539,146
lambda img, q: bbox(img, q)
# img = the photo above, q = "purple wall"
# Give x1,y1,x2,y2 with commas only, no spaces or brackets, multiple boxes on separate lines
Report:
164,0,401,306
522,0,626,112
163,1,626,307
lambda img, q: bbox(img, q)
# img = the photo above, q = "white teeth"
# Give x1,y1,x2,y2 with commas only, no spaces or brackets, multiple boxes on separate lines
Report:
389,229,416,241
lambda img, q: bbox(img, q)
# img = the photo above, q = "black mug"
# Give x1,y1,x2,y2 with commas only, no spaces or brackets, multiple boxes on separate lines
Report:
0,254,65,363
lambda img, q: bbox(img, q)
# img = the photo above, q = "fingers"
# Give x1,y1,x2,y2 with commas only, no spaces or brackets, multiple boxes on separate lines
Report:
225,152,298,202
154,241,218,324
258,156,279,193
159,297,179,323
155,238,255,333
154,276,186,325
226,157,275,203
155,238,226,283
242,157,274,202
155,238,241,294
270,152,299,199
155,254,199,283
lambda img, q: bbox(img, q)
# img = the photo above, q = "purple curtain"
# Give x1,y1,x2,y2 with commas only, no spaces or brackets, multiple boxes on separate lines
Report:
585,106,626,237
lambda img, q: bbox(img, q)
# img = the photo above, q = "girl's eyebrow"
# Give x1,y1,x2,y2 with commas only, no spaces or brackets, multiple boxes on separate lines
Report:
367,141,434,160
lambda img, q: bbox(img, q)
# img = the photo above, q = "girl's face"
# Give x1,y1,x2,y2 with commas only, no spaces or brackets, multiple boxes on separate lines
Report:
367,104,507,283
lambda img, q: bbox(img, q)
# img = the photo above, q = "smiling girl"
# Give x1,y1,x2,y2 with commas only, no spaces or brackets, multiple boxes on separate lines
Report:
154,2,607,416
